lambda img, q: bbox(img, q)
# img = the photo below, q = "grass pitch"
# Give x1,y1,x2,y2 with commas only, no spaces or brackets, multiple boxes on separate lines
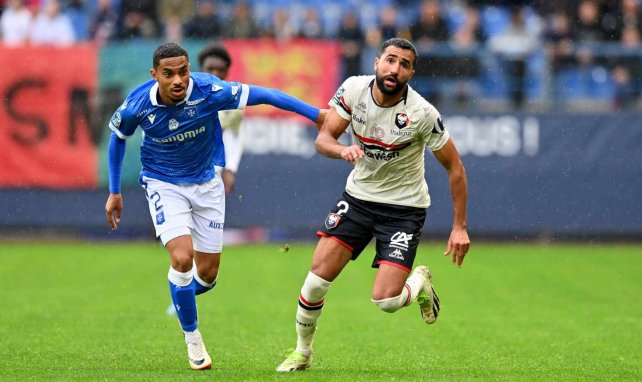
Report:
0,241,640,381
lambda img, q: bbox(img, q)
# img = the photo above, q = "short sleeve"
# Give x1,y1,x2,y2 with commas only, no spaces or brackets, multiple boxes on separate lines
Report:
202,72,248,112
108,101,138,139
423,113,450,151
328,76,356,121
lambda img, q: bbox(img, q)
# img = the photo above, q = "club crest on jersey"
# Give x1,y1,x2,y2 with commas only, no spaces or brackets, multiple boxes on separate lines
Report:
186,107,198,118
395,113,409,129
325,213,341,230
168,118,179,131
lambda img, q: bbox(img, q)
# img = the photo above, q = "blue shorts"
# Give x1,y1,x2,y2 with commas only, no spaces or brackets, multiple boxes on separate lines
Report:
317,192,426,272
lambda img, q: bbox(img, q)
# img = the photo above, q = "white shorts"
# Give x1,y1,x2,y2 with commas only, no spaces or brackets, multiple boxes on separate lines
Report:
141,175,225,253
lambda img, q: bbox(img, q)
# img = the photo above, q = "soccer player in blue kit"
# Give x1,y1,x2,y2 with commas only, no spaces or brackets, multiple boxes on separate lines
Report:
104,43,325,370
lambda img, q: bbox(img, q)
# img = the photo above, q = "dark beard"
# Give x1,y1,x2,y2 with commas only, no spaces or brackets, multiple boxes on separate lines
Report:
375,74,406,96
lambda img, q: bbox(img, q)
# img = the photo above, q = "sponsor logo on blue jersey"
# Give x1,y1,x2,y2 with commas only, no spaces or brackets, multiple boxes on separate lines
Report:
151,126,206,144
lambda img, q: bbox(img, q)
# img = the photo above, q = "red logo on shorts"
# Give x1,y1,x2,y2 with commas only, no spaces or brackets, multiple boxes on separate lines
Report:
325,213,341,230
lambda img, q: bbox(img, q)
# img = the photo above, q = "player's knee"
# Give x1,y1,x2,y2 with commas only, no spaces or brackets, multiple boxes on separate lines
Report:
171,252,194,272
372,295,405,313
199,266,218,284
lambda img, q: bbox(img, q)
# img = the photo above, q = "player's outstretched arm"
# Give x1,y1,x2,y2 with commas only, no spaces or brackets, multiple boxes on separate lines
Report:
246,85,320,123
315,108,363,163
433,138,470,267
105,133,126,230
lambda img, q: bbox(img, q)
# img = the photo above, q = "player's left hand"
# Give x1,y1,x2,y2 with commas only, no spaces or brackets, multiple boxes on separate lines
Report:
222,169,236,194
444,226,470,268
315,109,328,130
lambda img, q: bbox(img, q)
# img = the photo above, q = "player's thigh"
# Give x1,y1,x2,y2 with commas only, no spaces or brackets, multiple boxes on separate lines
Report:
310,236,353,282
372,207,426,273
317,192,375,261
372,263,411,300
190,176,225,254
141,176,192,244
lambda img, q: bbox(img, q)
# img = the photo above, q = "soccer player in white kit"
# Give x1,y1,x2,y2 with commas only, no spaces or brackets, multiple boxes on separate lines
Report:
197,43,245,194
104,43,325,371
276,38,470,372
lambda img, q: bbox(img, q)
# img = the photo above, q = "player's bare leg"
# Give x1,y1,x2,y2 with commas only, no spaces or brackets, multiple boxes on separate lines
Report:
371,263,439,323
276,237,351,372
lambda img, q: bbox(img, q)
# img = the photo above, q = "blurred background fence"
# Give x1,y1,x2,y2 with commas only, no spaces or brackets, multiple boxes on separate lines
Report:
1,0,641,241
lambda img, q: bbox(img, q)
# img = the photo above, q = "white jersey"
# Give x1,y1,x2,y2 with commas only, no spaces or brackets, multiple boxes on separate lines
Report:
219,109,244,173
329,75,449,208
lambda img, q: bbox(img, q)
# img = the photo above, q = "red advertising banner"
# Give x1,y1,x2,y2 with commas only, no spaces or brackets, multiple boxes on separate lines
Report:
222,39,341,118
0,45,98,188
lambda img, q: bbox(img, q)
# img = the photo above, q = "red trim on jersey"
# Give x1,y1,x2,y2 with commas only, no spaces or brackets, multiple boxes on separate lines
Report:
339,96,352,114
354,132,410,150
299,293,324,307
377,260,411,273
316,231,354,251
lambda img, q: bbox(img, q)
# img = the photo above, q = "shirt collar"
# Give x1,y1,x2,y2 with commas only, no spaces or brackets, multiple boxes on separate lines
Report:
149,77,194,107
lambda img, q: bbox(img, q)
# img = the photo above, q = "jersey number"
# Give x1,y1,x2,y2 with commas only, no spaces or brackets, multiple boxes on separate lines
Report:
336,201,349,216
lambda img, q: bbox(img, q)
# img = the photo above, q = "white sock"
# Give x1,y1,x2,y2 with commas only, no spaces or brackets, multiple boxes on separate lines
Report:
295,272,331,356
371,271,424,312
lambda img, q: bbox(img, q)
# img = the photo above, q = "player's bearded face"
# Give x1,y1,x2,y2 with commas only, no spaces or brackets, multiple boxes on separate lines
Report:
153,56,191,105
374,47,415,96
375,72,407,96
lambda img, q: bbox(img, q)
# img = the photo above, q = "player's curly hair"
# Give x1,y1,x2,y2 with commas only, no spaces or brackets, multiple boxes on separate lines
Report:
153,43,189,68
379,38,418,69
198,43,232,69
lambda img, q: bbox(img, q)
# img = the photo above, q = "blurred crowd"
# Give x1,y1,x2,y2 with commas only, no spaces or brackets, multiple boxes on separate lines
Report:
1,0,641,110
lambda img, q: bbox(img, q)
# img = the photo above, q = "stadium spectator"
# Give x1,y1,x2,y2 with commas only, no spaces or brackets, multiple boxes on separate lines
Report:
299,7,324,39
571,0,609,42
90,0,118,44
610,25,642,109
408,0,450,50
119,0,158,39
223,1,260,38
158,0,194,42
183,0,221,40
1,0,32,46
619,0,642,37
487,6,541,107
158,0,194,26
30,0,76,46
276,38,469,373
104,42,325,371
450,4,485,106
337,11,365,78
65,0,89,41
378,5,403,41
270,7,297,41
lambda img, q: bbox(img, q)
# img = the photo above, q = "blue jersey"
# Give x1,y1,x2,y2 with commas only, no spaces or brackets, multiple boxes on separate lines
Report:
109,72,248,184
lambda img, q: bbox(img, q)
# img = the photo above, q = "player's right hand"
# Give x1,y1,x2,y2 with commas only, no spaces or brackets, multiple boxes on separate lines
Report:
341,144,365,164
105,193,123,230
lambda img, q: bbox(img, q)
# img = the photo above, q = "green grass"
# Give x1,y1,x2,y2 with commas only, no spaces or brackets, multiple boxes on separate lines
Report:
0,241,640,381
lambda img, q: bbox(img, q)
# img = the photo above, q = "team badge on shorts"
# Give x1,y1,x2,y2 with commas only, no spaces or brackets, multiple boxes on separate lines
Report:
325,213,341,230
156,211,165,225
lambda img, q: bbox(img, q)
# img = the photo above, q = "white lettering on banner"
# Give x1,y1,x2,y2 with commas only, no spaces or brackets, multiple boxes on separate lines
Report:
446,116,540,157
242,117,316,158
